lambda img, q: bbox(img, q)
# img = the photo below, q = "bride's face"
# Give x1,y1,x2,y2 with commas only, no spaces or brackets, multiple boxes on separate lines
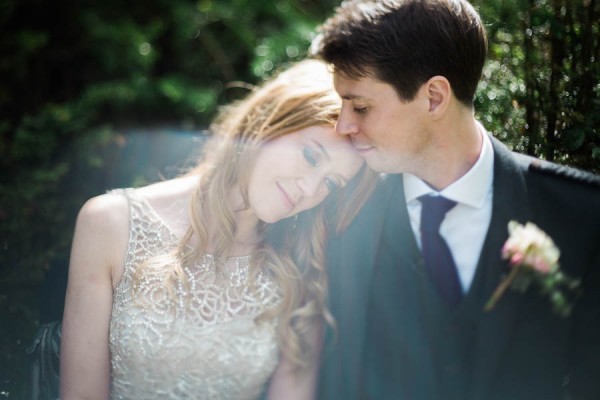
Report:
247,125,364,223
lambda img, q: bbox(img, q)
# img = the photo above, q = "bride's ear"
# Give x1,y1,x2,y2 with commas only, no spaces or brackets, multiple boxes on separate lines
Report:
424,76,451,118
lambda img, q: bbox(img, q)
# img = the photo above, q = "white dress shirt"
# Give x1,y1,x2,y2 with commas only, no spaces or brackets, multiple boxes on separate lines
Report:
403,129,494,293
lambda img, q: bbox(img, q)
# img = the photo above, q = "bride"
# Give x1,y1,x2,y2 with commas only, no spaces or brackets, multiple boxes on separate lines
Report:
59,59,376,399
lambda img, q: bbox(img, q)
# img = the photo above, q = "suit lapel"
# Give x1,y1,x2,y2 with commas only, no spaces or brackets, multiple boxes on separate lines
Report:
469,137,533,399
363,174,442,399
327,175,396,396
392,178,443,398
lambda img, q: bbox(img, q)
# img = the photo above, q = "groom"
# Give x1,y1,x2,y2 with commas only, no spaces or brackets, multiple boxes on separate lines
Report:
311,1,600,399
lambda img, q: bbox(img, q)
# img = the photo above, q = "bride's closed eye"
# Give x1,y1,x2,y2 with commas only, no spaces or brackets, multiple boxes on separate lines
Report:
303,146,341,193
303,146,320,167
323,177,340,192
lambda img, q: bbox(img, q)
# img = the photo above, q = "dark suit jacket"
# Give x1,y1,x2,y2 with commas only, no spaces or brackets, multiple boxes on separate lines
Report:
317,137,600,400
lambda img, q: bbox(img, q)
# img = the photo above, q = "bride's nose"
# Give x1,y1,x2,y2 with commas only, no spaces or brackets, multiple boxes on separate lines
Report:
296,174,321,198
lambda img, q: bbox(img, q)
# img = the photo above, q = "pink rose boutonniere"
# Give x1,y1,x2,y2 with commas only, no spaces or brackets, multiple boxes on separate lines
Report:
484,220,581,317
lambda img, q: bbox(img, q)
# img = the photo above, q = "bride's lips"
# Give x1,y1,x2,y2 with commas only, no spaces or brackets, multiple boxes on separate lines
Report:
276,182,296,211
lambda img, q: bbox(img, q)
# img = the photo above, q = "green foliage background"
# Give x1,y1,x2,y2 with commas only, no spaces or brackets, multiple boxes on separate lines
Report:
0,0,598,396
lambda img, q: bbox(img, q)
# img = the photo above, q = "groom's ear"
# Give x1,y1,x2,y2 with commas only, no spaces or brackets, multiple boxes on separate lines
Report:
424,76,451,117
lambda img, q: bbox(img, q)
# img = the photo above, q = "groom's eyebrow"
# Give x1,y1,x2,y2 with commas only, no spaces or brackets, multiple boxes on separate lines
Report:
341,94,372,103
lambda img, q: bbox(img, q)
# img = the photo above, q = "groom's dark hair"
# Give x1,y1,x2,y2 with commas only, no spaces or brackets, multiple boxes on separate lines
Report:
311,0,488,107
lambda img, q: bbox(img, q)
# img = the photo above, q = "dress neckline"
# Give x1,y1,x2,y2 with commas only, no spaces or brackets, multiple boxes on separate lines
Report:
127,188,254,261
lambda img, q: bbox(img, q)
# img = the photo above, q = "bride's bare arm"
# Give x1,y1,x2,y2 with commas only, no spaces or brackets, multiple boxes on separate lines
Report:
266,323,323,400
60,194,128,400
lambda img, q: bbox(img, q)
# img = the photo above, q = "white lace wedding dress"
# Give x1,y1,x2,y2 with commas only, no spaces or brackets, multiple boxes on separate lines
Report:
108,189,281,399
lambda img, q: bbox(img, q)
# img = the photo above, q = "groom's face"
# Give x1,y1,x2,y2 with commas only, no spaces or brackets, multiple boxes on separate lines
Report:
333,72,432,174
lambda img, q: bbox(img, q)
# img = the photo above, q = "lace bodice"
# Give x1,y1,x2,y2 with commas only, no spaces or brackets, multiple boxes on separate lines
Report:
109,189,281,399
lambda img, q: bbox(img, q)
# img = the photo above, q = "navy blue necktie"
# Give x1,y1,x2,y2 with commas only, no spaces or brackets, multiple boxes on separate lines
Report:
419,195,463,307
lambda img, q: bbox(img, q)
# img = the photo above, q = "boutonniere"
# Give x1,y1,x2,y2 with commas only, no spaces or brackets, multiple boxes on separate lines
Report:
484,220,581,317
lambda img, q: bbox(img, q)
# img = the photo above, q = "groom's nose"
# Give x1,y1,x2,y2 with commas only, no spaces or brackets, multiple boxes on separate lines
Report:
336,107,359,136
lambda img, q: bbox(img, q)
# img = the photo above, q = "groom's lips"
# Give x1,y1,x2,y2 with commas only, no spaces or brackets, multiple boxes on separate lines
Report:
353,142,375,154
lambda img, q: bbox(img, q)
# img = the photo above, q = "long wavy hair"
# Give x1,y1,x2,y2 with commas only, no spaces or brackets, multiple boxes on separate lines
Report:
137,59,377,370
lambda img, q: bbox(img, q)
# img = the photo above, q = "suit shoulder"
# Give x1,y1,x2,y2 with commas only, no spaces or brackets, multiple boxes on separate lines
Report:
518,155,600,190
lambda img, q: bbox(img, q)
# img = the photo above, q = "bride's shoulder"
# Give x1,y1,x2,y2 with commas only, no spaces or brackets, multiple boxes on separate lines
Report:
78,191,129,227
131,174,201,236
76,173,201,231
71,192,131,279
135,174,201,202
74,192,130,252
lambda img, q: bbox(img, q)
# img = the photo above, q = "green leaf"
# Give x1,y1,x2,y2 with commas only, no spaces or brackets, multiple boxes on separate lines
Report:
562,129,586,150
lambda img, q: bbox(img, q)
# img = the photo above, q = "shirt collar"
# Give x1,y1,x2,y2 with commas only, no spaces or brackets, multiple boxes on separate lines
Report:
403,126,494,209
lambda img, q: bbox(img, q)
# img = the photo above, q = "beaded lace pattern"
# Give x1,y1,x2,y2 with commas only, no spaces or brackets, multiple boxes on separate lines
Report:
108,189,281,399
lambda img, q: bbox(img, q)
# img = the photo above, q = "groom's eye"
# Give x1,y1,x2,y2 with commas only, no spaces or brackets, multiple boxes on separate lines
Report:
353,106,368,114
